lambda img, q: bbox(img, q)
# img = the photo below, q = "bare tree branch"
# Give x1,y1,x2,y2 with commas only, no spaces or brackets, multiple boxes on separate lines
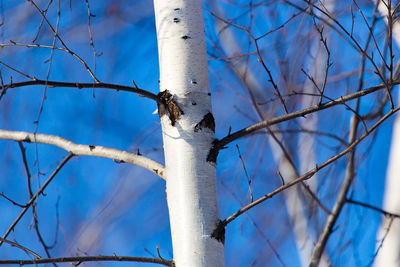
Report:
0,130,165,179
346,199,400,218
219,107,399,227
27,0,99,82
0,79,161,104
209,80,400,159
18,142,55,261
0,153,74,246
0,238,42,259
0,255,172,266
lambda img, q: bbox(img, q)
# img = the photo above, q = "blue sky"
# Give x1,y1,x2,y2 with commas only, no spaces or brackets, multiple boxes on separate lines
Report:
0,1,398,266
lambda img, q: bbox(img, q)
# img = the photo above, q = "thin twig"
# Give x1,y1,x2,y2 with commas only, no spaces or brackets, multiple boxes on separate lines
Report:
206,7,289,113
236,144,253,202
0,192,26,208
369,217,394,266
27,0,99,82
0,61,36,80
310,10,332,106
0,238,42,259
84,0,98,89
0,70,5,100
19,142,55,262
220,180,287,267
0,153,74,246
31,0,53,43
346,199,400,218
309,114,360,267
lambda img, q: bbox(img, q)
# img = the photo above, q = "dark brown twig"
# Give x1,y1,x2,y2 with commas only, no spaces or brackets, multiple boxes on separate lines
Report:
0,238,42,259
27,0,99,82
346,199,400,218
0,61,36,80
205,7,289,114
0,255,172,266
0,153,74,246
1,79,161,104
18,142,55,262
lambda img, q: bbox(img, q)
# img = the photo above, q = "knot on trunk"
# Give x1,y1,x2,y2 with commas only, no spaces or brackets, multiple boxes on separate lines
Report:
157,89,184,126
211,220,226,244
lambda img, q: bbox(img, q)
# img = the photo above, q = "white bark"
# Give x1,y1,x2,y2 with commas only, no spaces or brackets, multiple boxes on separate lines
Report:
153,1,224,266
375,100,400,266
0,129,165,178
374,1,400,265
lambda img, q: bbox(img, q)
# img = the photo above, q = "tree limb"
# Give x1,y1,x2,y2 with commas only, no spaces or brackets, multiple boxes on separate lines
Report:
0,255,172,266
0,79,161,104
0,130,165,179
209,80,400,160
220,107,400,227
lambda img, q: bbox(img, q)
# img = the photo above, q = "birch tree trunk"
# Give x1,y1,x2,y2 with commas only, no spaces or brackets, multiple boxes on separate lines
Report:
375,98,400,266
153,1,225,266
374,0,400,265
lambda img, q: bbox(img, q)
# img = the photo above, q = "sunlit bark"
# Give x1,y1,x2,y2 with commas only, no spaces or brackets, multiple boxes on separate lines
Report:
153,0,224,266
374,0,400,265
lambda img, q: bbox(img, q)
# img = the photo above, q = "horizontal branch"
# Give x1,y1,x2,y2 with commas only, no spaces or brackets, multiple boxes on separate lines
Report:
0,130,165,179
0,255,172,266
211,80,400,157
1,79,161,104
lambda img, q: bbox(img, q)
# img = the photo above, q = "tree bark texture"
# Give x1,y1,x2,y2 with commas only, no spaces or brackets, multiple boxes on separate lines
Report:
153,0,225,266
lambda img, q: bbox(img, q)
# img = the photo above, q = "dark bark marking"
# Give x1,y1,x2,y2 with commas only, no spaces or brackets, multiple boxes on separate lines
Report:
211,220,225,244
157,89,184,126
194,112,215,133
207,139,219,163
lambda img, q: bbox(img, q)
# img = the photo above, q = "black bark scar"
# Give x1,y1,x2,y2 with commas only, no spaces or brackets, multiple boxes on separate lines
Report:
211,220,226,244
194,112,215,133
157,90,184,126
